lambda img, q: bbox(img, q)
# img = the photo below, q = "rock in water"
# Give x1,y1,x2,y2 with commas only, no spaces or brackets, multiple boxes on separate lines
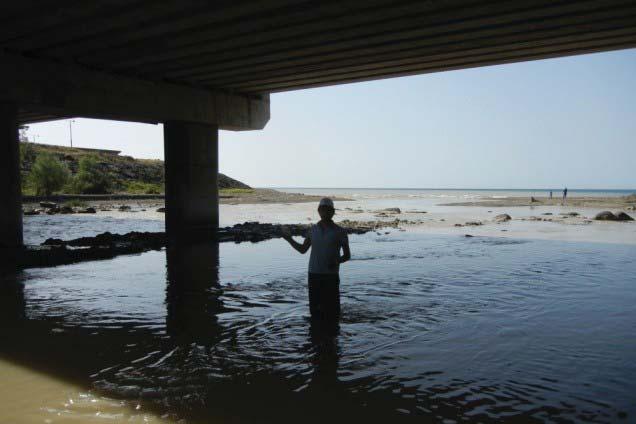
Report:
23,209,40,216
616,212,634,221
156,207,166,213
494,214,511,222
595,211,618,221
39,201,57,209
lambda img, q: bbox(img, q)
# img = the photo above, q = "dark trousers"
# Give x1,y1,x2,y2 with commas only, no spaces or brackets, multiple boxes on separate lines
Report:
308,273,341,320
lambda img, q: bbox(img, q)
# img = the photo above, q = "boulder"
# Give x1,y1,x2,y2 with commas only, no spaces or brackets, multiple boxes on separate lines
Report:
23,209,40,216
377,208,401,214
77,207,97,214
494,214,511,222
59,206,74,214
39,201,57,209
156,207,166,213
118,205,131,211
595,211,618,221
465,221,483,226
616,212,634,221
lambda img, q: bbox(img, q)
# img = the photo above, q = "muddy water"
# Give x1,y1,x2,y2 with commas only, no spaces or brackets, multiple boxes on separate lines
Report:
2,231,635,423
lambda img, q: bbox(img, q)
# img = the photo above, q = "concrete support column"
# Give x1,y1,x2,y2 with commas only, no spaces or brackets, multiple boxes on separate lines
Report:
164,121,219,243
0,102,23,249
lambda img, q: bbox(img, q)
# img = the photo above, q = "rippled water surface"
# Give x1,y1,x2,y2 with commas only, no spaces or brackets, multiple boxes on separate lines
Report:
2,232,635,423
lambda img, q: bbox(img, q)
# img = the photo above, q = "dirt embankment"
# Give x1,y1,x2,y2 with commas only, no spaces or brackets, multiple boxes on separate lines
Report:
20,142,249,194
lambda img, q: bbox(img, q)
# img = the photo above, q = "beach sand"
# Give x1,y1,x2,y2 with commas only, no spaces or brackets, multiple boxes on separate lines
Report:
440,195,636,209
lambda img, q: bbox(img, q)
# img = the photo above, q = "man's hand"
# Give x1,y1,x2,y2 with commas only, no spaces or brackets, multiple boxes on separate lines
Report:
280,225,292,240
281,225,311,254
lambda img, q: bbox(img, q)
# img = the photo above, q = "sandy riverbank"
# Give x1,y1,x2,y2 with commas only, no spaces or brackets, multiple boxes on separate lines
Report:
441,195,636,209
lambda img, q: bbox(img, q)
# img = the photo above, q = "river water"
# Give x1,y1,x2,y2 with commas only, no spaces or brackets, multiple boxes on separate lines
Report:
2,190,636,423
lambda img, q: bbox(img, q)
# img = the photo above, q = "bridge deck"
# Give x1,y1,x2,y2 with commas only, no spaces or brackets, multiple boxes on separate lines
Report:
2,0,635,123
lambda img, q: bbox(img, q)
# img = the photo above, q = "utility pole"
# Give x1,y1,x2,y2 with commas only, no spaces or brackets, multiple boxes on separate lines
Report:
69,119,75,147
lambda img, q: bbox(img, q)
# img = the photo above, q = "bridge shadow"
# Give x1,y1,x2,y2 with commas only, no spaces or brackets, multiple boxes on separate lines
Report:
0,243,227,415
0,243,417,423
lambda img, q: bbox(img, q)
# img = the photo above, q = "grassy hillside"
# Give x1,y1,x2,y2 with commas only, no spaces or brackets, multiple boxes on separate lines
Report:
20,142,251,195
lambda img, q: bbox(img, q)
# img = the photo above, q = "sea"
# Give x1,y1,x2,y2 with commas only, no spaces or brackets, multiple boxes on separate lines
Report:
1,188,635,423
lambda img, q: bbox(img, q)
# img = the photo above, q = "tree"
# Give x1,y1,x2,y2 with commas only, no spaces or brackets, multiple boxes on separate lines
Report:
72,155,112,194
29,153,70,196
19,141,36,168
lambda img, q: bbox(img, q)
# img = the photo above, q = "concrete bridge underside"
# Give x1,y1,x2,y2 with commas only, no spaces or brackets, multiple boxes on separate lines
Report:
1,0,635,249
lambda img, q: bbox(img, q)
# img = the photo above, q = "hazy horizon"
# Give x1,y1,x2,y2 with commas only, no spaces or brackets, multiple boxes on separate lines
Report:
267,186,636,191
28,49,636,190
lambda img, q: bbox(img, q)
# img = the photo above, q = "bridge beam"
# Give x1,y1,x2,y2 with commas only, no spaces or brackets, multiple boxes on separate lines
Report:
0,52,269,130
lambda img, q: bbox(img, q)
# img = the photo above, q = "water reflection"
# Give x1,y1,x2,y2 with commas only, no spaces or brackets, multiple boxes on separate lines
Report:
307,318,340,391
165,243,224,344
0,272,25,324
1,234,635,423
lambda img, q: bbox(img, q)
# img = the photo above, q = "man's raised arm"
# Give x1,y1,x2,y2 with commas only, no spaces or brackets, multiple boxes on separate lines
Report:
281,227,311,254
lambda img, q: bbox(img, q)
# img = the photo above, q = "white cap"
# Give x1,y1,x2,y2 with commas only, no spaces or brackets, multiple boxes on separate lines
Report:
318,197,334,208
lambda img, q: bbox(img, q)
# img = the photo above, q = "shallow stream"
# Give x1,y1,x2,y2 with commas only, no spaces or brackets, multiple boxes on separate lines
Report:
2,229,634,423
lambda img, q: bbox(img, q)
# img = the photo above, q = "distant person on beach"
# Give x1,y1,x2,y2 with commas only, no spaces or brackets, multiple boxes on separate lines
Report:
549,191,553,199
563,187,568,205
281,198,351,321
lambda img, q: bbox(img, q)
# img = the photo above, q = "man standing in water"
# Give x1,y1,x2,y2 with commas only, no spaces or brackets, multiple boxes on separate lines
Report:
281,198,351,320
563,187,568,205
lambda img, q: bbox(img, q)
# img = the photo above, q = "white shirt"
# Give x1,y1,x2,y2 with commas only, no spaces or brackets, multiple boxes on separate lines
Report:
306,223,348,275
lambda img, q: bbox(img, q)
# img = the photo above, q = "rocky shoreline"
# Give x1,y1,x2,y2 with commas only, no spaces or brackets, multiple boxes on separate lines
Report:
15,219,411,270
22,189,350,215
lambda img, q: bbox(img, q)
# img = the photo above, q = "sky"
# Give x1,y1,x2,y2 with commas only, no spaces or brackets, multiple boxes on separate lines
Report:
28,49,636,190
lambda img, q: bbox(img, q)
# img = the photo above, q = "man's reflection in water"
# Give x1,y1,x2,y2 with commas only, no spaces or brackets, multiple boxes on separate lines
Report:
165,242,224,344
305,315,356,424
308,316,340,390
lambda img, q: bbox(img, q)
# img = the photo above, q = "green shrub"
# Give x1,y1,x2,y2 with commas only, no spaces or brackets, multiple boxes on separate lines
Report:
71,156,112,194
29,153,70,196
122,180,163,194
219,188,254,194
